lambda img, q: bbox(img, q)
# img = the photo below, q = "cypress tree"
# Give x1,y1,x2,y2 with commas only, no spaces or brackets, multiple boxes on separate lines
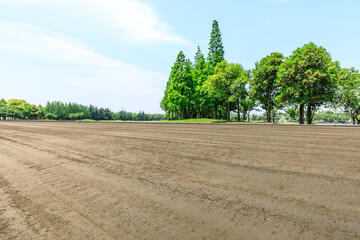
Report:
208,20,225,71
161,51,195,119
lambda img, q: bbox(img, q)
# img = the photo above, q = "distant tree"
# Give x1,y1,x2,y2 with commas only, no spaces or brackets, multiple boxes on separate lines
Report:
69,112,84,120
45,112,58,120
239,95,257,122
29,104,41,119
284,105,299,122
231,71,249,121
0,98,6,107
251,52,284,122
335,68,360,124
6,99,32,119
277,42,338,124
0,106,23,120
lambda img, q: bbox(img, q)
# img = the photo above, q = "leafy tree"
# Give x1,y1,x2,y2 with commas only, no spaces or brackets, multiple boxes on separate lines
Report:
206,61,246,121
0,106,23,119
284,105,299,122
6,99,32,118
29,104,41,119
45,113,58,120
277,42,338,124
0,98,6,107
231,72,249,121
69,112,84,120
335,68,360,124
251,52,284,122
239,95,257,122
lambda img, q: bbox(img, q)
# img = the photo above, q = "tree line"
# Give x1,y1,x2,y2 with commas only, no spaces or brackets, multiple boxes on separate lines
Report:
161,20,360,124
0,99,164,121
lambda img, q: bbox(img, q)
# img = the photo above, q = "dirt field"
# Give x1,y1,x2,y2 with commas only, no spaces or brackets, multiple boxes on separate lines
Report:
0,122,359,240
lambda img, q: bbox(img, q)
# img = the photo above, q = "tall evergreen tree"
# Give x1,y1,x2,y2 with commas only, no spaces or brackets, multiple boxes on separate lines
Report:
193,46,210,118
161,51,195,119
207,20,225,72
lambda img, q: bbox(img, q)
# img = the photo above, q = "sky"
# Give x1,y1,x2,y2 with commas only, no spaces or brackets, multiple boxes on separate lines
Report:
0,0,359,113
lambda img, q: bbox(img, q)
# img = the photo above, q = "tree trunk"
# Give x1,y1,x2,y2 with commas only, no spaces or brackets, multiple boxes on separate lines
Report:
237,99,240,122
299,104,304,124
306,104,312,124
352,117,356,125
213,105,217,119
243,113,246,122
247,112,250,122
267,88,271,122
227,100,230,121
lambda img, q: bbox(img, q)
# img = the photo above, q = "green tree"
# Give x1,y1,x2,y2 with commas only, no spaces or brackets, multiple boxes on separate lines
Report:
0,98,6,107
45,112,58,120
207,20,225,72
335,68,360,124
284,105,299,122
239,95,257,122
231,71,250,121
205,61,246,121
251,52,284,122
161,51,195,119
6,99,32,119
193,46,211,118
277,42,338,124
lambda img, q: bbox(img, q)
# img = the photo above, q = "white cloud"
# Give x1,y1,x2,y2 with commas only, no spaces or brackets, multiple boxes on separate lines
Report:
0,22,131,68
0,21,166,112
1,0,191,45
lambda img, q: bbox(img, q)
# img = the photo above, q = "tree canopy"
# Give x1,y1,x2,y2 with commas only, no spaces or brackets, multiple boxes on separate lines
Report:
161,21,360,125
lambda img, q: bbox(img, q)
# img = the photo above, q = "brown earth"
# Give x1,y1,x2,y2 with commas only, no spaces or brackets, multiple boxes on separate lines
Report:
0,121,359,240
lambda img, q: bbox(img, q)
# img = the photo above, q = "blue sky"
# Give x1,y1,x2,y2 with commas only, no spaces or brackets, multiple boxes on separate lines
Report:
0,0,359,113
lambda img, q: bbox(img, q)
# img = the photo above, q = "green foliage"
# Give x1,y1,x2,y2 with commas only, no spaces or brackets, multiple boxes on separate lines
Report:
45,112,58,120
206,61,248,121
0,99,162,122
69,112,85,120
335,68,360,124
208,20,225,71
4,99,41,119
239,96,257,122
251,52,284,122
161,51,195,119
193,46,211,118
0,106,24,119
313,111,350,123
284,105,299,122
277,42,338,124
0,98,6,107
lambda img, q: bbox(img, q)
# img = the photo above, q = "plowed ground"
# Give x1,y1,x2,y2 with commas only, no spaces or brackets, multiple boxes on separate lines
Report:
0,121,359,240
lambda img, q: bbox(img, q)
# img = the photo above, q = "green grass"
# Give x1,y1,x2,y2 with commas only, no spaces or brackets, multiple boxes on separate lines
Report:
77,118,229,123
276,121,299,124
77,119,124,122
77,119,155,122
76,118,279,124
160,118,229,123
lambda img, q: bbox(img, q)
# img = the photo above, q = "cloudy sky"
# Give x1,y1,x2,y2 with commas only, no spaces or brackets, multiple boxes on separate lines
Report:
0,0,359,113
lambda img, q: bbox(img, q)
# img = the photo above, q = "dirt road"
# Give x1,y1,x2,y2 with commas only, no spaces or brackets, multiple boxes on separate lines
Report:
0,122,359,239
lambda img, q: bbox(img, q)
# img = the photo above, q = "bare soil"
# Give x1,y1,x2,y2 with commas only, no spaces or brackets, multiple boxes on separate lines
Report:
0,121,359,240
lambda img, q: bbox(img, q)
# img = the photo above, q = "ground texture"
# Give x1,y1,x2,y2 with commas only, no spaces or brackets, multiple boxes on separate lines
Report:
0,122,359,240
